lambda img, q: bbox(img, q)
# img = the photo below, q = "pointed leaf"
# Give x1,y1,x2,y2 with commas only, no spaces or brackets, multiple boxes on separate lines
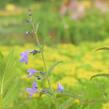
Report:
90,73,109,80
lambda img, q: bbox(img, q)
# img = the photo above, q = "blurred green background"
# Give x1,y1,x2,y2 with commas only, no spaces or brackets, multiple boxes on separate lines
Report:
0,0,109,45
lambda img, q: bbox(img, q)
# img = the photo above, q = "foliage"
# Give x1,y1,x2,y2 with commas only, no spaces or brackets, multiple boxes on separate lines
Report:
0,39,109,108
0,50,21,109
1,3,109,45
1,2,109,109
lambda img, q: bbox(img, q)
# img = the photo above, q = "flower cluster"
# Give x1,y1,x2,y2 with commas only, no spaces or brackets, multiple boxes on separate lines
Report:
20,49,64,97
20,9,64,97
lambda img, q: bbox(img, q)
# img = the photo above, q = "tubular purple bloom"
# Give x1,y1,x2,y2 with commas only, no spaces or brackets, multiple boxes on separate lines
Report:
20,51,29,64
27,69,38,77
26,81,38,97
57,83,64,92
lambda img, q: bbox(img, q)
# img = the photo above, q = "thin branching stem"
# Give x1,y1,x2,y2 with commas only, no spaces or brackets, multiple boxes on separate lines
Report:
29,13,59,109
30,16,52,90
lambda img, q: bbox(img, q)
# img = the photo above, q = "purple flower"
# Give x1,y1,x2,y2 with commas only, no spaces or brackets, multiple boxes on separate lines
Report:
57,83,64,92
26,81,38,96
20,51,29,64
27,69,38,77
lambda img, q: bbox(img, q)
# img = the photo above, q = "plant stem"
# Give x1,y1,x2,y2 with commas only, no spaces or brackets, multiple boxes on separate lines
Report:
30,16,52,90
30,14,59,109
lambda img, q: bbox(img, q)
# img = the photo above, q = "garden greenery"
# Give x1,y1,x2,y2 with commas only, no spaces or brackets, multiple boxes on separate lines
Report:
1,9,109,109
0,50,20,109
1,4,109,45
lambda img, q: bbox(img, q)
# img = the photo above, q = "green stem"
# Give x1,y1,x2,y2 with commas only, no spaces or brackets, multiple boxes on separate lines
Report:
30,15,58,109
31,17,52,90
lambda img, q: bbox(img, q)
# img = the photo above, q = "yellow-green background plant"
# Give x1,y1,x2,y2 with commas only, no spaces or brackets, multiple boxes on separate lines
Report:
0,39,109,109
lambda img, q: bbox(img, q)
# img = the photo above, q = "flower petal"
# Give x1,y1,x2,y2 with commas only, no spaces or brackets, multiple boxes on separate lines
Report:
27,69,38,77
57,83,64,92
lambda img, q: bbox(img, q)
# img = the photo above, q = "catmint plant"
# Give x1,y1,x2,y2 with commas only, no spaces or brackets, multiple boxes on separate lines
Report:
20,9,64,109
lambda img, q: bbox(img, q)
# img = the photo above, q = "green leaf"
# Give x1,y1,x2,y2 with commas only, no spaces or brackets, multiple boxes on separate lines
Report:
96,47,109,51
90,73,109,80
0,95,3,109
0,50,20,108
48,61,63,75
0,51,3,59
3,79,19,107
0,53,5,87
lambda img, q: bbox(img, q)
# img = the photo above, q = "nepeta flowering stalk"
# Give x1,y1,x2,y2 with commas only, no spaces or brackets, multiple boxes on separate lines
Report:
29,9,52,90
20,9,64,109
